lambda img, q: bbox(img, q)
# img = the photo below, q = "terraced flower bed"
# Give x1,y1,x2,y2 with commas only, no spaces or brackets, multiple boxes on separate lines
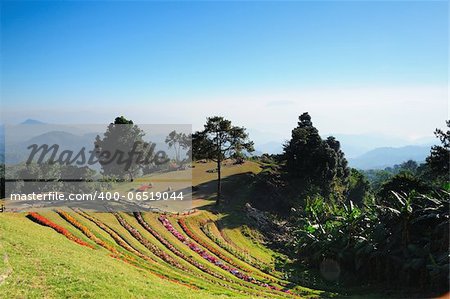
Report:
23,208,313,297
201,220,274,273
135,212,224,279
198,221,290,283
180,217,286,284
28,212,93,249
74,209,154,263
74,210,210,290
56,210,119,255
113,212,188,271
134,212,256,290
121,213,286,296
134,212,278,297
160,215,292,295
179,218,239,267
21,209,319,298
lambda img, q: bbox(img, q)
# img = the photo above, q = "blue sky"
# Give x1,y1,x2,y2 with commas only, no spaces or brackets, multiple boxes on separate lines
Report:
1,1,448,144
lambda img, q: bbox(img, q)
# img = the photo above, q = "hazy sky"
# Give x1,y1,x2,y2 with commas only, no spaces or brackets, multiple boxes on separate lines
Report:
1,1,448,143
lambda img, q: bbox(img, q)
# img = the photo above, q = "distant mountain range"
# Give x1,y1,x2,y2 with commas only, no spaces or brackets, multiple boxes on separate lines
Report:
254,143,433,170
20,119,47,125
348,145,432,170
0,120,438,170
329,133,436,158
0,120,181,165
254,133,436,170
4,130,100,166
254,132,436,157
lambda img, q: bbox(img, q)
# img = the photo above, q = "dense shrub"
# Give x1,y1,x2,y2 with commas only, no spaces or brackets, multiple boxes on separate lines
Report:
289,191,449,296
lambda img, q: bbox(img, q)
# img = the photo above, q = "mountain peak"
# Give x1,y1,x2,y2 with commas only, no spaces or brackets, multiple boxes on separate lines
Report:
20,119,46,125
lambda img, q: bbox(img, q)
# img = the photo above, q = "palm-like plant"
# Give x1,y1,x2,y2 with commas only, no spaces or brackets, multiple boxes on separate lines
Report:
290,190,449,296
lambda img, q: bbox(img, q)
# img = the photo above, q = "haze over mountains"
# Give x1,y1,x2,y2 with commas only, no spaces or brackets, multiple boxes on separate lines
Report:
0,120,185,165
347,145,432,170
252,132,436,170
0,119,437,170
20,119,47,125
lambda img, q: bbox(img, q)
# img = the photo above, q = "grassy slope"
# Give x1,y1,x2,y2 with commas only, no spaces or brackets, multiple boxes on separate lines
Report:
0,213,227,299
218,218,276,265
191,160,262,207
182,214,284,283
191,161,283,269
0,161,325,298
192,160,261,186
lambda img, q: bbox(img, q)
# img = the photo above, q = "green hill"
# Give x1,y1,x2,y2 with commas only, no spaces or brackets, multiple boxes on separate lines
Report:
0,161,324,298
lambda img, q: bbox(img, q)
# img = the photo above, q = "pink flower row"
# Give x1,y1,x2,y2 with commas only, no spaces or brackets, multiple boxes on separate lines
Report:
159,215,287,292
134,212,252,292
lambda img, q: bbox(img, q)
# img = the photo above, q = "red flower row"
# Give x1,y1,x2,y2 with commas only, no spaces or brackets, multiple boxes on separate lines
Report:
74,210,201,289
75,209,151,263
56,210,119,255
28,212,93,249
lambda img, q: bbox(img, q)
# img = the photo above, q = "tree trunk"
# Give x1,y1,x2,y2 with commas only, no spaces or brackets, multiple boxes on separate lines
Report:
129,171,134,182
216,157,221,205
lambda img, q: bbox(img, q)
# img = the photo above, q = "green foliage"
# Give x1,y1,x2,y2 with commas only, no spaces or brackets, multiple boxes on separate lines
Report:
113,116,133,124
251,113,350,214
363,160,422,194
283,113,349,200
377,172,430,201
289,190,449,296
193,116,254,203
94,116,152,181
7,162,96,194
384,160,419,175
362,169,393,193
424,120,450,185
284,122,449,294
254,119,450,295
193,116,254,162
346,168,371,206
165,131,191,163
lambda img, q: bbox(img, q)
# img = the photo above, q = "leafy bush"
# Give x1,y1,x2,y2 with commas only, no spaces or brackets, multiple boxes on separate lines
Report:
289,191,449,296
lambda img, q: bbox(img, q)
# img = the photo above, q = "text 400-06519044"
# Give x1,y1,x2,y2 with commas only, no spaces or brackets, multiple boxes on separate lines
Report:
94,191,185,201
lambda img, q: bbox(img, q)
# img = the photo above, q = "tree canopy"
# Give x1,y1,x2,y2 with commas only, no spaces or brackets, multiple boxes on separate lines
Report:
94,116,151,181
425,120,449,185
165,130,191,163
283,112,349,199
193,116,254,204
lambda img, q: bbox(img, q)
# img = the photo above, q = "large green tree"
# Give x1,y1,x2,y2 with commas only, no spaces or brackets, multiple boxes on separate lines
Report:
94,116,151,181
193,116,254,204
283,112,349,199
424,120,449,185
